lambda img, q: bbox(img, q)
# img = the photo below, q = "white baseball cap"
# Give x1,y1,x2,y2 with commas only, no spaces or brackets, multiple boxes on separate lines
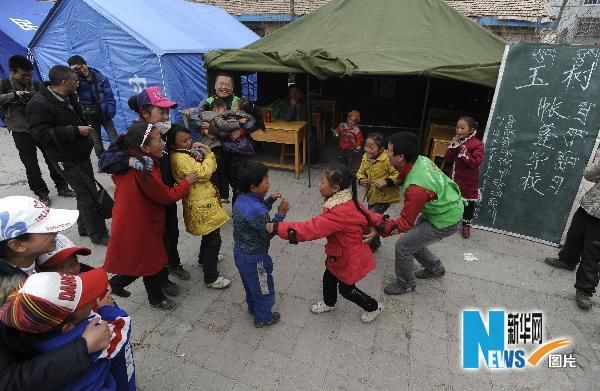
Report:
0,196,79,242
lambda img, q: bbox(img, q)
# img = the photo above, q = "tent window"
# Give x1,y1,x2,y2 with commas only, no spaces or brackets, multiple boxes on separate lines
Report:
241,74,258,101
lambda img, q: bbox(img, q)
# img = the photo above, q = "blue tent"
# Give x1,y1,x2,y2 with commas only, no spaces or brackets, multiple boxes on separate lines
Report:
30,0,259,135
0,0,51,80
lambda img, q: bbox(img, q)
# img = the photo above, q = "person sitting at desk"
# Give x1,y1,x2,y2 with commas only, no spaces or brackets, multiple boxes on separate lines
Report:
283,84,321,168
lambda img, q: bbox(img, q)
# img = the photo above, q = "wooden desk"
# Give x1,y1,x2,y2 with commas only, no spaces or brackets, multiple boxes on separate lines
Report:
251,120,307,179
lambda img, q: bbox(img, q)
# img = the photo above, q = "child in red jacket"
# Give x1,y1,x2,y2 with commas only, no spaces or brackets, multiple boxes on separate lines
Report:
267,166,385,323
334,110,362,170
443,116,485,239
103,122,199,310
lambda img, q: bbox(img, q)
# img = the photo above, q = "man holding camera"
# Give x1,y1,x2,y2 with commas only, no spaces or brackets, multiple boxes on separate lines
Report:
0,55,75,205
67,55,118,159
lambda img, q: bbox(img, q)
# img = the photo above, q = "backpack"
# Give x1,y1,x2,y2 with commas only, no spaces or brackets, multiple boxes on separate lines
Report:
0,78,40,121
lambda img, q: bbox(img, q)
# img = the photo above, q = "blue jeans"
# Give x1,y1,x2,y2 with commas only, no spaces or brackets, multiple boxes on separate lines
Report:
234,250,275,323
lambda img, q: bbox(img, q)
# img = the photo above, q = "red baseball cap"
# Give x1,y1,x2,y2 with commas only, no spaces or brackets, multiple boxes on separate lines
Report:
37,234,91,268
136,86,178,109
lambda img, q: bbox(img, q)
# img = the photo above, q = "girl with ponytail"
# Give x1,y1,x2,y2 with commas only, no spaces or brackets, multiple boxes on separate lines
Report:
266,166,386,323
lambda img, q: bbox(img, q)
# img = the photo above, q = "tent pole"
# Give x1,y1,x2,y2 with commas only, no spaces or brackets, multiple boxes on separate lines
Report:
418,77,431,151
306,73,312,187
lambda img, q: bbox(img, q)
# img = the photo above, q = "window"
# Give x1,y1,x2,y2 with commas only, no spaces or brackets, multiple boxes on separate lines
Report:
584,0,600,4
576,17,600,37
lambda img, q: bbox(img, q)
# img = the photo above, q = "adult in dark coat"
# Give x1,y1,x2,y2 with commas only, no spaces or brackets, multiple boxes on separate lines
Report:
26,65,109,245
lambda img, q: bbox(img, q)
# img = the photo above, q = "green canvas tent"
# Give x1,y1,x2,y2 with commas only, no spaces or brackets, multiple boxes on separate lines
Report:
204,0,506,87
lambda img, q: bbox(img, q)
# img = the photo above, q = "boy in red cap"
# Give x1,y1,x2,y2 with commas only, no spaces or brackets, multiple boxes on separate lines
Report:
37,234,94,274
0,269,136,390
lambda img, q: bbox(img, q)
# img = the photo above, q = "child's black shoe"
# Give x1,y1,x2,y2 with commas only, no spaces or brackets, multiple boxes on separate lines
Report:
254,312,281,328
151,298,177,311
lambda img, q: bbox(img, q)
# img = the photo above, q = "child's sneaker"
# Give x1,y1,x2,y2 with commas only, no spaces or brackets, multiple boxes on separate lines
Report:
361,303,384,323
310,301,335,314
206,276,231,289
168,264,191,280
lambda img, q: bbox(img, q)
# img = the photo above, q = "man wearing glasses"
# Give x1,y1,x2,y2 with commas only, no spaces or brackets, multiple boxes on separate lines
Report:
26,65,109,245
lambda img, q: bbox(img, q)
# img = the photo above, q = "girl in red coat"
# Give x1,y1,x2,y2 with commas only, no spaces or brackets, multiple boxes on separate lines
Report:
103,122,199,310
267,167,385,323
443,116,485,239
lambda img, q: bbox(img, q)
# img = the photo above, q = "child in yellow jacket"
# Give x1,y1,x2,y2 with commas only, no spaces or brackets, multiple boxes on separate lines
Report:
356,132,401,251
168,125,231,289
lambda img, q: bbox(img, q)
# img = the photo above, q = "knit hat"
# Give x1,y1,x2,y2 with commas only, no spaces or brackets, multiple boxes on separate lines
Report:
37,234,91,268
0,269,108,334
137,86,177,109
0,196,78,242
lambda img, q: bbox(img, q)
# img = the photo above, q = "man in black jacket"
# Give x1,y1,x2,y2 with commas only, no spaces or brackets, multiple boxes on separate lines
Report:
26,65,109,245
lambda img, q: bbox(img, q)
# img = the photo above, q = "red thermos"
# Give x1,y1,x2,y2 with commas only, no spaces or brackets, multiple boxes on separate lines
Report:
266,110,272,123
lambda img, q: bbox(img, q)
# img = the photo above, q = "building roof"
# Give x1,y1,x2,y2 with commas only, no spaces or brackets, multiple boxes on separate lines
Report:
186,0,330,17
445,0,555,23
189,0,554,24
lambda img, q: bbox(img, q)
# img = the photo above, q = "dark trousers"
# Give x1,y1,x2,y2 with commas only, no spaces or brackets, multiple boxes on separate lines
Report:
12,131,67,196
463,201,476,223
164,203,181,268
211,146,229,199
110,267,168,304
339,149,360,171
234,251,275,323
368,203,391,250
222,151,250,205
322,269,378,312
559,207,600,295
53,159,107,241
198,229,222,283
90,118,118,158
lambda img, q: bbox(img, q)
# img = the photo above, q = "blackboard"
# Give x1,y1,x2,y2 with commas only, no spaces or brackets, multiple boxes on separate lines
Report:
474,43,600,245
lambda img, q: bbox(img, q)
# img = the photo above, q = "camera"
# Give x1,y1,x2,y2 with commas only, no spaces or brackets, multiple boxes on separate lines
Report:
15,92,33,107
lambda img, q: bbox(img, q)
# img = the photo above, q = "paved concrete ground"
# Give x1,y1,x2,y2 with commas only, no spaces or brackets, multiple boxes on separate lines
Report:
0,128,599,390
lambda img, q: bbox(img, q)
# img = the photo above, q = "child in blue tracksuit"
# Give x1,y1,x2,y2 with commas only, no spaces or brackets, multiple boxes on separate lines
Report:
233,161,289,327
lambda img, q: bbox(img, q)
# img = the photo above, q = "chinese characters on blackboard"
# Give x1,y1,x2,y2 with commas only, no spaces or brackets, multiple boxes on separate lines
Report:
517,48,597,197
